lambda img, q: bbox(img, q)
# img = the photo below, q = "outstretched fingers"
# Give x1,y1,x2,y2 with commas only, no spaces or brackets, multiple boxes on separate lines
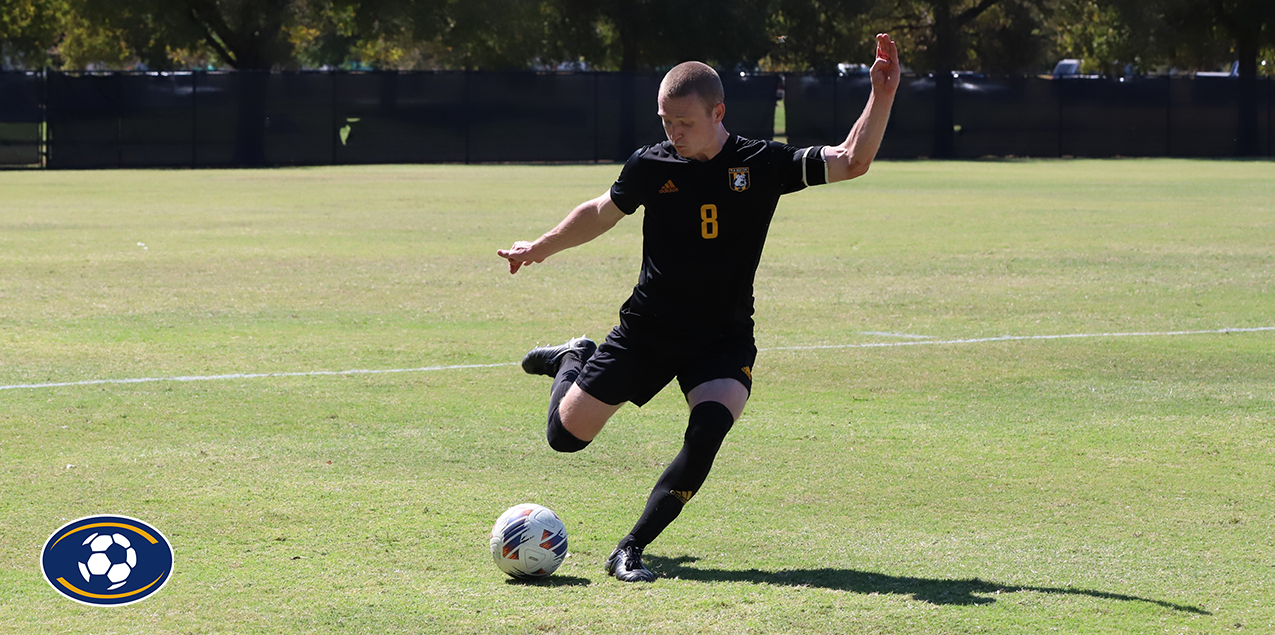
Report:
875,33,898,67
871,33,901,92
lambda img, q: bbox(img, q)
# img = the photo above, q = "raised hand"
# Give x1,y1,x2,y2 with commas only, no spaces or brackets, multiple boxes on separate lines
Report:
870,33,901,96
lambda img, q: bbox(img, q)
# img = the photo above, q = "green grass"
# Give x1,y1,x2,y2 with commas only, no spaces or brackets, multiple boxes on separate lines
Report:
1,159,1272,634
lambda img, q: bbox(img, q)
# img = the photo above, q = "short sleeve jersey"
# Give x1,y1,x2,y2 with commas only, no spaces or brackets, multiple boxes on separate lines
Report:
608,134,829,336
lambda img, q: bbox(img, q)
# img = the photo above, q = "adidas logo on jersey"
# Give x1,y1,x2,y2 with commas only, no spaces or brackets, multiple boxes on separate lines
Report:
658,180,679,193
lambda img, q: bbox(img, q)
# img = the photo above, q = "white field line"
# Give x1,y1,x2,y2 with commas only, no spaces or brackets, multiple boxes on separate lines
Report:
1,326,1272,392
858,331,935,339
762,326,1275,352
0,362,517,392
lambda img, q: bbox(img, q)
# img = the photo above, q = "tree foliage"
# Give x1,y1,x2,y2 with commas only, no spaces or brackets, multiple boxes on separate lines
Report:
535,0,776,71
1,0,69,67
1099,0,1275,75
1,0,1270,74
764,0,876,72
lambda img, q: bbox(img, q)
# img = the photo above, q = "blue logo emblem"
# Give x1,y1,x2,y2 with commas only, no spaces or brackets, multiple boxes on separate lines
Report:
41,515,174,606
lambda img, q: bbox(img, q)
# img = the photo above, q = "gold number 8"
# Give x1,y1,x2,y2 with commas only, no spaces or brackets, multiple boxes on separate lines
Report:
700,204,718,239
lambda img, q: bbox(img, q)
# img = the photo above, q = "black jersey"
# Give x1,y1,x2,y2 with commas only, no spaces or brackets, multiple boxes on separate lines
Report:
608,134,829,335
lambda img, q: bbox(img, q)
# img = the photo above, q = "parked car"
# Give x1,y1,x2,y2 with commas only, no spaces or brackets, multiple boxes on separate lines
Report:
1196,61,1238,78
1052,59,1082,78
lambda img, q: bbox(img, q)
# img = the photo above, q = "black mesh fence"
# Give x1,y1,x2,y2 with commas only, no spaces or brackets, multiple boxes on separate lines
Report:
953,76,1060,157
719,74,781,145
786,74,1273,159
46,73,119,168
9,70,1270,168
0,72,43,166
34,71,777,169
265,72,335,165
334,72,469,164
1168,77,1272,157
119,73,197,167
44,72,198,168
468,72,598,163
1059,77,1170,157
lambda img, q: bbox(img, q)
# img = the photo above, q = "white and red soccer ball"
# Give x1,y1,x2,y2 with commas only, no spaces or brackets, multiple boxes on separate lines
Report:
489,503,568,579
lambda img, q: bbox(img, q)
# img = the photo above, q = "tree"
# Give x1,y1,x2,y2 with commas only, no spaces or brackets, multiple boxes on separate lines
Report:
1051,1,1142,74
323,0,449,69
1,0,68,68
66,0,295,70
879,0,1042,157
965,1,1054,74
1097,0,1275,154
542,0,774,71
763,0,875,72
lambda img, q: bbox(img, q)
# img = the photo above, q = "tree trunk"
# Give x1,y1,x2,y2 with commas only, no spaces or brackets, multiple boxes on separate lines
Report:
233,71,269,167
1235,37,1260,157
932,0,956,159
614,0,640,72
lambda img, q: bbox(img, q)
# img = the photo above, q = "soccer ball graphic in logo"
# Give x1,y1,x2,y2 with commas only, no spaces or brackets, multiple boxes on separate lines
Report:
489,504,568,579
78,533,137,590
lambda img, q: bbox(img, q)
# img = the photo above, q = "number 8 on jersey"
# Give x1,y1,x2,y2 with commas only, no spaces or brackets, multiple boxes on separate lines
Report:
700,204,718,239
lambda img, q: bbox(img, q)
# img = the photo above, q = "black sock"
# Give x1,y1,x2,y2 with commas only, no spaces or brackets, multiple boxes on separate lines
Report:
621,401,735,550
545,350,590,452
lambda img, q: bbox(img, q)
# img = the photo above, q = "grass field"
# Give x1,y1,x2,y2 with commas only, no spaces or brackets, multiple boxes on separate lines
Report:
1,159,1272,634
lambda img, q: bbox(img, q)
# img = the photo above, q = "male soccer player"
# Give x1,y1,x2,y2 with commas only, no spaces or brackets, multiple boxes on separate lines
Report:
498,34,900,582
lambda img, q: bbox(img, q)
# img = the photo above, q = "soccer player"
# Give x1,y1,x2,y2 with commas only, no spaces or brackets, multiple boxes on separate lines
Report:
498,34,900,582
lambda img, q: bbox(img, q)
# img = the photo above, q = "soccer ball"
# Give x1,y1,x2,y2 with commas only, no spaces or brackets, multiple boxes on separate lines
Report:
78,532,137,590
489,503,568,579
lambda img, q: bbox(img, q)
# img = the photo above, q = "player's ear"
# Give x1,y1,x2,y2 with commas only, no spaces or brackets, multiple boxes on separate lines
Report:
711,102,725,124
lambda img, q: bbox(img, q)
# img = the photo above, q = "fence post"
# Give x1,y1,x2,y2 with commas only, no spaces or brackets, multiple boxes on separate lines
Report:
593,73,600,163
463,71,471,165
40,68,48,168
1056,79,1064,158
832,73,839,145
114,74,122,168
191,71,198,168
331,70,337,166
1165,76,1172,157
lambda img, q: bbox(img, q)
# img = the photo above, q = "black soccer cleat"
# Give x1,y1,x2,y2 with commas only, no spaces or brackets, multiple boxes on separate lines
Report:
604,545,656,582
520,337,596,377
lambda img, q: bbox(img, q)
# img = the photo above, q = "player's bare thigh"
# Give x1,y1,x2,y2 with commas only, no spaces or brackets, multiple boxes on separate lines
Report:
561,378,747,440
686,378,748,421
559,383,623,442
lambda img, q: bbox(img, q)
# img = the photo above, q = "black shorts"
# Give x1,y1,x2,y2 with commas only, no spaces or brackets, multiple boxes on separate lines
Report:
576,318,757,407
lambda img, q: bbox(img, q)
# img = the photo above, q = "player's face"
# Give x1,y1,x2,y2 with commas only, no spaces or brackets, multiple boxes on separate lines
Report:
658,95,724,161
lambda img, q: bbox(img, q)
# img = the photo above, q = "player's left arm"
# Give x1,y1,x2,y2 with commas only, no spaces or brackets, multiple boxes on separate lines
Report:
823,33,900,183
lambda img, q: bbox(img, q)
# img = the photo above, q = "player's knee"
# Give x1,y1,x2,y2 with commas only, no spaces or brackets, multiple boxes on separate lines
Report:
547,408,591,453
684,401,734,451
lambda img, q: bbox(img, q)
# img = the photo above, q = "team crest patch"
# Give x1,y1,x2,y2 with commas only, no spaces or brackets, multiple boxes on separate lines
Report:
728,167,750,192
41,514,174,606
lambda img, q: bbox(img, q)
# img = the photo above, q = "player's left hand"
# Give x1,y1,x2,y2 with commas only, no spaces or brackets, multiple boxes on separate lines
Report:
870,33,901,97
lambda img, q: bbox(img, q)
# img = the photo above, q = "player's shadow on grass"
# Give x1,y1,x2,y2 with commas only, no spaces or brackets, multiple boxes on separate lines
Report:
645,556,1209,615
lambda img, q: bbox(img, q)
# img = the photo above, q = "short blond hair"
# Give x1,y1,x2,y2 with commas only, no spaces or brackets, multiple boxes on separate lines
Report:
659,61,724,113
